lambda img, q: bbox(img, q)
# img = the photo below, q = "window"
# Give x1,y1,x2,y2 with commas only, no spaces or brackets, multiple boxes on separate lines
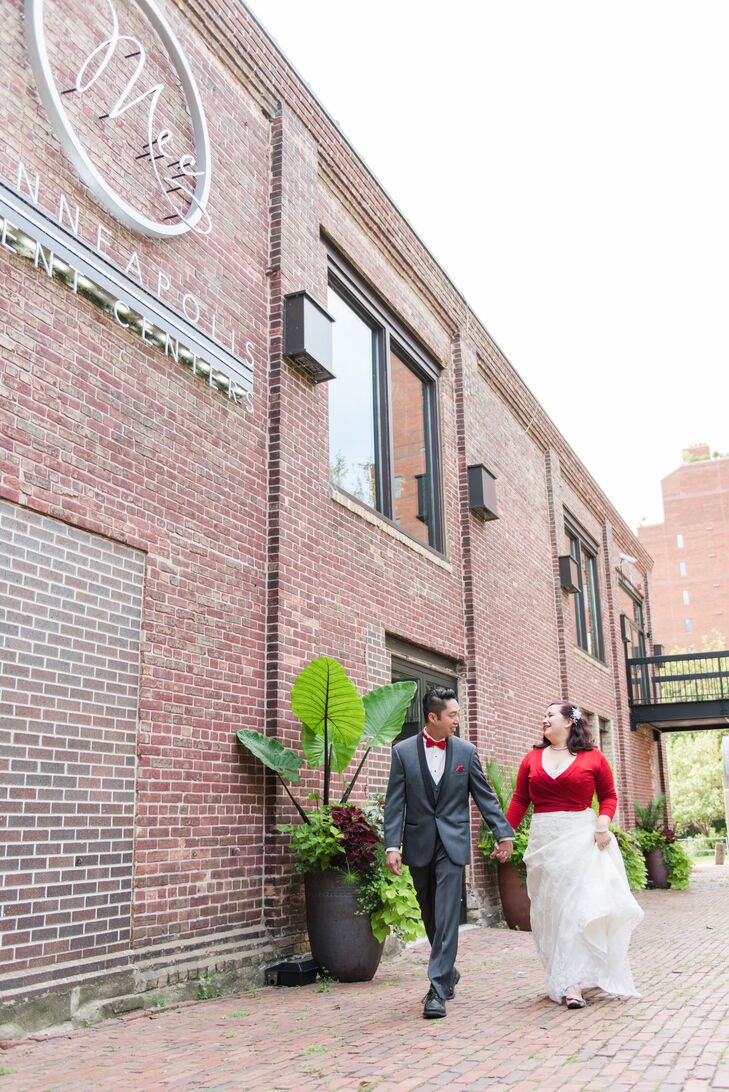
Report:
327,288,378,508
676,533,684,549
391,658,458,743
565,522,605,661
327,255,442,551
684,618,693,633
619,580,646,659
679,561,687,577
682,589,690,605
598,717,615,766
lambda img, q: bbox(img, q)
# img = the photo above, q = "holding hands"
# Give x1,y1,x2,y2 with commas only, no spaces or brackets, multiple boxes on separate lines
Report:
490,839,513,863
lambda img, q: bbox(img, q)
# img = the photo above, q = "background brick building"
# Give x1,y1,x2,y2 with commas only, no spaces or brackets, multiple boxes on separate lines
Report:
1,0,664,1033
638,445,729,652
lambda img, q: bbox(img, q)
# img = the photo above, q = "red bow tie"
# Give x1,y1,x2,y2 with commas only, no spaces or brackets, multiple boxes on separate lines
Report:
425,736,446,750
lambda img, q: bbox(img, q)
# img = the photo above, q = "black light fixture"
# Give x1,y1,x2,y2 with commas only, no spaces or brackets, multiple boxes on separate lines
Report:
467,464,499,521
558,555,581,593
283,291,335,383
653,644,664,657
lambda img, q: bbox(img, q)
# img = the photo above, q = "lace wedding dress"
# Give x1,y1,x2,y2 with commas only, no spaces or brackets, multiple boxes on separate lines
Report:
524,808,644,1003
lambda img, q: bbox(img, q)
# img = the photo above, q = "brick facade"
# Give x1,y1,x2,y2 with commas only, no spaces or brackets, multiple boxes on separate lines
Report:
0,502,144,977
638,446,729,652
0,0,664,1030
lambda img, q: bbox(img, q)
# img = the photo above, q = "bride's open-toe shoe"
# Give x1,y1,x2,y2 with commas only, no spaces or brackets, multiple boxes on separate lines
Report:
564,992,586,1010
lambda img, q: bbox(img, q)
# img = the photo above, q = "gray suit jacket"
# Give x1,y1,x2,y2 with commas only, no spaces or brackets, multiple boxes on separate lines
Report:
383,733,514,867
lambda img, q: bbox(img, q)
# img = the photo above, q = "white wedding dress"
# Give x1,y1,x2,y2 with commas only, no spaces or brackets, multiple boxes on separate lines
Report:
524,807,644,1003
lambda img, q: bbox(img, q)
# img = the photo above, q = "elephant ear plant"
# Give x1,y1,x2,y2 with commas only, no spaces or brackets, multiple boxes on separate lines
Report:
236,656,424,943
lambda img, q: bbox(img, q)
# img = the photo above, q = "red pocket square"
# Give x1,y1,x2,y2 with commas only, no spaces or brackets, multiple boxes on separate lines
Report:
455,764,465,772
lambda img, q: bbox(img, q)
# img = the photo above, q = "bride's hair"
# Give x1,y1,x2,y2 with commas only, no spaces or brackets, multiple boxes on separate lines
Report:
534,700,596,753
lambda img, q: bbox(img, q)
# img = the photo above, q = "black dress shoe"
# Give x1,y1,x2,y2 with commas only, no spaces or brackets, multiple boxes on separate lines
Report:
445,968,461,1001
423,987,447,1019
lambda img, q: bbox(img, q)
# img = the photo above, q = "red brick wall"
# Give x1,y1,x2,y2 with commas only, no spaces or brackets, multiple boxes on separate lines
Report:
1,0,271,990
639,456,729,651
0,503,144,977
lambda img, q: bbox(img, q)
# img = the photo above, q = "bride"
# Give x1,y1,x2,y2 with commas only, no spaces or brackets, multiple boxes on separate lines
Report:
500,701,644,1009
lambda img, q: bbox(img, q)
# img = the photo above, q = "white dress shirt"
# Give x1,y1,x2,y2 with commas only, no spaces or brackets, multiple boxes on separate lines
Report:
422,730,446,784
386,731,446,853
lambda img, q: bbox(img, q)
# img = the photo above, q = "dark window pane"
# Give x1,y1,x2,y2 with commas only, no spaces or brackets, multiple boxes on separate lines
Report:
328,286,378,509
567,532,587,650
391,349,431,546
582,551,602,659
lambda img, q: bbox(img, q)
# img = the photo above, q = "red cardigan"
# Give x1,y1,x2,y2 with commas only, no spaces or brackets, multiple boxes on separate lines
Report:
505,748,618,831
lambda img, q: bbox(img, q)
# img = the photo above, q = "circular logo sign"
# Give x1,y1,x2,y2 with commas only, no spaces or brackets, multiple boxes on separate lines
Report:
25,0,212,238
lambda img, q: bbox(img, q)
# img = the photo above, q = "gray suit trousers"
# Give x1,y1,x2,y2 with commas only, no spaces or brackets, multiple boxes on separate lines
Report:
409,835,462,1001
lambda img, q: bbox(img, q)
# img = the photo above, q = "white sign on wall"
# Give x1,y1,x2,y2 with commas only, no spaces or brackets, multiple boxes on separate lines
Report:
25,0,212,239
6,0,257,407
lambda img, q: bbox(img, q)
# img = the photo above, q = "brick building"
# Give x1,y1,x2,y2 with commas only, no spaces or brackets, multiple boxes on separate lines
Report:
638,445,729,652
1,0,663,1032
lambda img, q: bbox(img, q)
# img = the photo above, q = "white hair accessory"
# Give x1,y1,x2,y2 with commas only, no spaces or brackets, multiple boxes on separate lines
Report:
571,707,583,723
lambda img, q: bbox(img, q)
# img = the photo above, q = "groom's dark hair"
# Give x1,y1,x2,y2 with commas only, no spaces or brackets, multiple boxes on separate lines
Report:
423,687,457,722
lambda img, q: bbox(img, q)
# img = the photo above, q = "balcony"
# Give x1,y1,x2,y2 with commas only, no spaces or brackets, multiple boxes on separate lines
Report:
626,650,729,733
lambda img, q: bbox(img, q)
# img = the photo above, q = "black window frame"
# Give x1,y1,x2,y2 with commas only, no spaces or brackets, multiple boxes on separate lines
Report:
619,577,646,659
565,518,605,663
326,245,444,555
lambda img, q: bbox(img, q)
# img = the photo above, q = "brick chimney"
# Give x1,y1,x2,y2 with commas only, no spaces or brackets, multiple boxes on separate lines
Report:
682,443,711,462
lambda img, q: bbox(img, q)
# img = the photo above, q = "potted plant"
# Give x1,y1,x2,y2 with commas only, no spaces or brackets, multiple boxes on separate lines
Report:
634,795,692,890
237,656,424,981
477,759,532,931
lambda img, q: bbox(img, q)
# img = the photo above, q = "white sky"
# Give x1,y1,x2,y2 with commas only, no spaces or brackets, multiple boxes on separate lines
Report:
247,0,729,532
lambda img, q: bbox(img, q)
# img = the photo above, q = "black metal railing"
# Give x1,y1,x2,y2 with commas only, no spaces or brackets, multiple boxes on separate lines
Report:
626,650,729,707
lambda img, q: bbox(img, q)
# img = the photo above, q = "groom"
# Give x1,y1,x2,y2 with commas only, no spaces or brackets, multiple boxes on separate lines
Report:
384,687,514,1018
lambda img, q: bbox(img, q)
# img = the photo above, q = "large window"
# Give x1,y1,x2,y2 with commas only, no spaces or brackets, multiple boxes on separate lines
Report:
327,254,443,551
565,522,605,661
619,580,646,659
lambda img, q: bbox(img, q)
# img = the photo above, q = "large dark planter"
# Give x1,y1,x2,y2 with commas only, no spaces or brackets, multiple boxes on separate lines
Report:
644,848,669,889
497,862,531,931
304,870,385,982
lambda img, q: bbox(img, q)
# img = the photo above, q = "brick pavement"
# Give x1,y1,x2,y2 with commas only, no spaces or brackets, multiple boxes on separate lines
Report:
4,865,728,1092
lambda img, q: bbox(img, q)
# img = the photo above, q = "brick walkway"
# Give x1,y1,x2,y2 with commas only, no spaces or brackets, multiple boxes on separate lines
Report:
4,865,729,1091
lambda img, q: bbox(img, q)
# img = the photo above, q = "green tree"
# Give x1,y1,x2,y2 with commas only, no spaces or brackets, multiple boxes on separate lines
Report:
666,730,727,836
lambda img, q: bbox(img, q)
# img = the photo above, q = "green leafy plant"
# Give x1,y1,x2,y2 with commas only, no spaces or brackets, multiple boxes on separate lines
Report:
633,827,665,853
661,840,692,889
315,966,334,993
634,794,666,833
197,970,220,1000
237,658,416,813
279,808,344,872
612,827,647,890
359,857,425,943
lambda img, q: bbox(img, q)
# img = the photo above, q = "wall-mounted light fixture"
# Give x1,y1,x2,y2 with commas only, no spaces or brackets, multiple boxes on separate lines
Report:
467,464,499,521
283,291,335,383
558,555,581,593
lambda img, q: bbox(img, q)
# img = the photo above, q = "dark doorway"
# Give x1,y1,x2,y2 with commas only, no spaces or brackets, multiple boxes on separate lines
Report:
390,656,467,922
391,659,459,743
